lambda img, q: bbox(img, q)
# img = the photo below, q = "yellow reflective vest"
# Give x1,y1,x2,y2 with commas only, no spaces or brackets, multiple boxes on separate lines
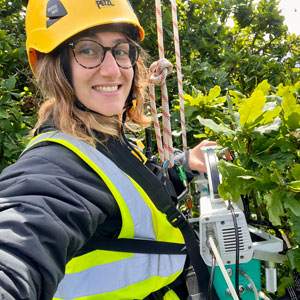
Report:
24,131,186,300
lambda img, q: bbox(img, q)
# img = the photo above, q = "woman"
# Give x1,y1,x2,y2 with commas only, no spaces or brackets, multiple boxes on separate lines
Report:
0,0,216,299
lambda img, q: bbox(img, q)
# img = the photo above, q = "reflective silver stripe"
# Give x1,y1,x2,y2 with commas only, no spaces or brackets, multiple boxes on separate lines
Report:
23,131,155,240
54,253,185,298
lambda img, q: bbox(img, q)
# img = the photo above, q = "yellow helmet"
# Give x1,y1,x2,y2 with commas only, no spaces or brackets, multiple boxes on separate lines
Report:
25,0,145,71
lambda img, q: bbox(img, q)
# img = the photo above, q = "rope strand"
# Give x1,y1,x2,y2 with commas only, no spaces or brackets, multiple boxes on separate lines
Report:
150,0,187,166
154,0,174,167
170,0,187,152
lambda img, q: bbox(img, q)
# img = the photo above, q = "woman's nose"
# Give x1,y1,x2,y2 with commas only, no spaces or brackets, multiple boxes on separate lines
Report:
98,51,121,77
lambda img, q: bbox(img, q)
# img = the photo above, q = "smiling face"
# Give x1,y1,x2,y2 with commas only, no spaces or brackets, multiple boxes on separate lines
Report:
69,31,134,116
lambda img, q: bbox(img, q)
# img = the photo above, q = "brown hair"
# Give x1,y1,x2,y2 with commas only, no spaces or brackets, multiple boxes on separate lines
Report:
32,42,151,146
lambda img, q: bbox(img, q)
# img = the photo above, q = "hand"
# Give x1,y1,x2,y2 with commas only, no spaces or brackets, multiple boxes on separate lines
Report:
189,141,232,173
188,140,217,173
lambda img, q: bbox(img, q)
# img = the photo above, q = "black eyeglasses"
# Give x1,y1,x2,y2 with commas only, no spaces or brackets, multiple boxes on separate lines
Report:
68,39,140,69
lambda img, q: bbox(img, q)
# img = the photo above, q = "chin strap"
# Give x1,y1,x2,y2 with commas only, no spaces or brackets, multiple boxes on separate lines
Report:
61,46,96,113
120,96,146,164
61,47,73,87
120,77,149,165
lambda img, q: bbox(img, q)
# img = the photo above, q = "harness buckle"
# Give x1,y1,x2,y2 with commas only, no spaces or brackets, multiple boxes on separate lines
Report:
167,209,187,229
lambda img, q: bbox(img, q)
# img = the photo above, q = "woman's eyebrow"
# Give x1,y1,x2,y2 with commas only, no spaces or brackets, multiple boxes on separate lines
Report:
75,33,97,40
76,36,127,44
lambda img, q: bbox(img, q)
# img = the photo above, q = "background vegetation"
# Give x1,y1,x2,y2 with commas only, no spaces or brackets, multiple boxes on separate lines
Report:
0,0,37,170
0,0,299,298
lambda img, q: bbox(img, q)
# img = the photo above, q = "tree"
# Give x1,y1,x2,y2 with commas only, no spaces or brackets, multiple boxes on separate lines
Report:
1,0,299,170
134,0,300,147
134,0,300,96
182,80,300,297
0,0,36,171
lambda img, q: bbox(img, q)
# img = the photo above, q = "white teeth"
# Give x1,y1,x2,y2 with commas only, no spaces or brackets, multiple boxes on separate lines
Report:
94,86,118,92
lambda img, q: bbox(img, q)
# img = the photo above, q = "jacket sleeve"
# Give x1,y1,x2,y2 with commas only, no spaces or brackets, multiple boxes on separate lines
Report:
0,144,119,300
166,150,200,197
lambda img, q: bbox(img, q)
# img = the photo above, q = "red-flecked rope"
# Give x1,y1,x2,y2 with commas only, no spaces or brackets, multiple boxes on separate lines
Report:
149,59,173,165
153,0,174,167
170,0,187,152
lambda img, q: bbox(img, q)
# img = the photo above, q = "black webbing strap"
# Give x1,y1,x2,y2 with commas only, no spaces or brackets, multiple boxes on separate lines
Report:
165,205,212,296
293,269,300,292
79,237,187,255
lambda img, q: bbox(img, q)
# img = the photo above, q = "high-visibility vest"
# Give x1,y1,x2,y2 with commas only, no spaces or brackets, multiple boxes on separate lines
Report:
24,131,186,300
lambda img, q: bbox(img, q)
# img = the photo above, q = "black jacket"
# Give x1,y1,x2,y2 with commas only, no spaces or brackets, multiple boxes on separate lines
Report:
0,129,190,299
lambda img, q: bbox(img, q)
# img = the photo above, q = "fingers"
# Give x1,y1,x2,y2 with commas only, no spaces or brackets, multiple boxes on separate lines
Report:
198,140,217,148
189,141,232,173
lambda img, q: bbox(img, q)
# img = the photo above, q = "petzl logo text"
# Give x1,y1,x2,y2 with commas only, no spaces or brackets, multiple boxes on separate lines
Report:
96,0,115,9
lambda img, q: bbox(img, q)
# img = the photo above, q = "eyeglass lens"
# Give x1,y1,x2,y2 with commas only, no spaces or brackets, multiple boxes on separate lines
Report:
71,40,139,69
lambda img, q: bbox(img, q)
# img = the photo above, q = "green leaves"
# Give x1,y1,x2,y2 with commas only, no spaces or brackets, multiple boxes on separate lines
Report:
218,160,255,201
264,190,285,226
196,116,234,135
184,80,300,290
290,165,300,180
287,247,300,272
288,181,300,193
238,80,283,131
290,216,300,245
184,85,224,107
2,76,16,90
278,84,300,131
285,196,300,217
0,0,36,171
239,90,266,127
250,152,294,171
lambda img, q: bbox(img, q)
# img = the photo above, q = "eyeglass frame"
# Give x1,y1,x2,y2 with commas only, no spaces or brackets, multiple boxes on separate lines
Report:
68,39,141,70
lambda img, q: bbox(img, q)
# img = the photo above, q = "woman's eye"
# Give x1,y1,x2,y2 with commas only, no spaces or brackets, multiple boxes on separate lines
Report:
115,50,127,56
114,49,128,57
79,48,95,56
